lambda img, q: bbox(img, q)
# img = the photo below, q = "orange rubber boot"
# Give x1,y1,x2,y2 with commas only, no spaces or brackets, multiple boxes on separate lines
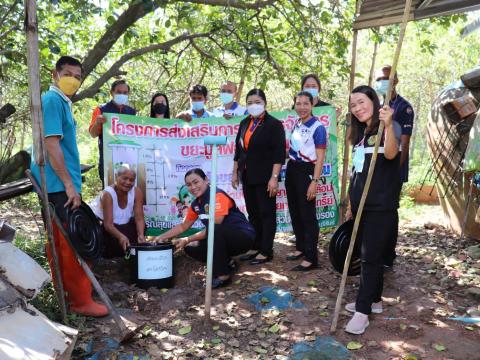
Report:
47,222,109,317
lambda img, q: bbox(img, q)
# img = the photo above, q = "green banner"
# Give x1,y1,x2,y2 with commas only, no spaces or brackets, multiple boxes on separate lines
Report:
103,107,338,235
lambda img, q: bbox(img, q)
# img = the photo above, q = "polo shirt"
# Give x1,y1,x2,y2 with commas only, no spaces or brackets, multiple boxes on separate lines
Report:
186,108,214,119
88,100,136,136
186,187,255,237
212,102,247,118
31,86,81,193
390,94,414,183
289,116,327,162
185,192,233,221
349,128,401,212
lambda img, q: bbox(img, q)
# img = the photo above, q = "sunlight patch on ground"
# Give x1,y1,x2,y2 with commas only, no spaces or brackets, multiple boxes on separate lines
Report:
241,269,289,284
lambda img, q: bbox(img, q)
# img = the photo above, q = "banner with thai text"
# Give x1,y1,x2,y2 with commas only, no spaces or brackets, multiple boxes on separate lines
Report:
103,108,338,235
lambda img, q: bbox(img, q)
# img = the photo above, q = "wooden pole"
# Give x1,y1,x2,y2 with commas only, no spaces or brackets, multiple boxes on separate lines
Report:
368,29,379,87
24,0,67,321
339,0,362,223
330,0,413,333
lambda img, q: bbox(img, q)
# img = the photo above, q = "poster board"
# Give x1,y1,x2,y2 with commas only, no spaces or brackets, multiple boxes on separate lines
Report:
103,108,338,235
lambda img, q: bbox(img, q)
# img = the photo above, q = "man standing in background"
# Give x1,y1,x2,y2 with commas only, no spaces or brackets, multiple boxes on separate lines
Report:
89,79,136,186
213,81,247,119
375,65,415,269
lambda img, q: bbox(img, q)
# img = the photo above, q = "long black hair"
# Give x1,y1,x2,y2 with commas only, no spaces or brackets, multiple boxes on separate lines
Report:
150,92,171,118
349,85,381,146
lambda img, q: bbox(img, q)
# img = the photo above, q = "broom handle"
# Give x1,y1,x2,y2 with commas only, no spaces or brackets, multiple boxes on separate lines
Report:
330,0,413,333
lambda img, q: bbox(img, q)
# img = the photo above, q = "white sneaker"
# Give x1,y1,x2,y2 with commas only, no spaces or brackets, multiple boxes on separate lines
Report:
345,301,383,314
345,312,369,335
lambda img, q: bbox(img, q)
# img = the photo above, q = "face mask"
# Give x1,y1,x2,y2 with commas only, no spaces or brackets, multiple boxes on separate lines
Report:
57,76,81,96
375,80,389,96
220,92,234,105
153,103,167,115
114,94,129,106
303,87,319,98
191,101,205,112
247,104,265,117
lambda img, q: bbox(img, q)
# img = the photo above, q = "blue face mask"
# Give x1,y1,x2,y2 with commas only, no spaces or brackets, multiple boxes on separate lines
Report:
113,94,129,106
191,101,205,112
375,80,389,96
303,87,319,98
220,92,234,105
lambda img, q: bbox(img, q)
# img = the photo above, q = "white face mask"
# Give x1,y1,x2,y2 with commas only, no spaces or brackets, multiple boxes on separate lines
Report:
114,94,129,106
247,104,265,117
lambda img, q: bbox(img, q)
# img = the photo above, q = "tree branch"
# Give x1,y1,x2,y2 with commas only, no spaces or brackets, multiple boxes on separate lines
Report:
81,0,276,80
73,32,211,102
0,0,21,29
190,39,226,68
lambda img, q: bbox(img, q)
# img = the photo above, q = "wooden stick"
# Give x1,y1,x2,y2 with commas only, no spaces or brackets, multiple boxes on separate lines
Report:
24,0,67,322
339,27,359,223
460,176,474,241
330,0,413,333
27,171,142,341
368,30,379,87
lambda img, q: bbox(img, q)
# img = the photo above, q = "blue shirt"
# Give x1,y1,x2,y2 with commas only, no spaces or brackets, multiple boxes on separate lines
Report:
31,86,82,194
212,102,247,118
187,108,214,119
390,94,414,183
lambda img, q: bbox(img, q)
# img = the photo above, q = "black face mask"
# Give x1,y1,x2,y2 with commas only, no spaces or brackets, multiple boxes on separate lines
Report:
153,103,167,115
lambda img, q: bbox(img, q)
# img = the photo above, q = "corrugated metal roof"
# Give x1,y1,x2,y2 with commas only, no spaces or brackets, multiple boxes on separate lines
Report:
353,0,480,30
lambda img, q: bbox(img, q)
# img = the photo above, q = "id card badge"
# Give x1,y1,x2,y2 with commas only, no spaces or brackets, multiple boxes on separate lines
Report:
353,146,365,173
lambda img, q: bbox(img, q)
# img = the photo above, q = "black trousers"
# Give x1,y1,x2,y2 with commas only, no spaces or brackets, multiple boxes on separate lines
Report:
43,192,73,223
242,175,277,257
184,224,254,277
355,210,396,314
100,218,139,258
285,161,319,265
384,183,403,266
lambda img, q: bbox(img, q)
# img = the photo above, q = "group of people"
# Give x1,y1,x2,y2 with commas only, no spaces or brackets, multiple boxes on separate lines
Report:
31,55,414,336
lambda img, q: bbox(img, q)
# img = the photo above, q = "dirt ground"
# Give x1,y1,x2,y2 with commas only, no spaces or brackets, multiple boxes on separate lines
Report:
3,201,480,359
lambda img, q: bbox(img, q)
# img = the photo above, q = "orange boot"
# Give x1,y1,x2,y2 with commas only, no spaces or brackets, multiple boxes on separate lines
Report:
47,222,109,317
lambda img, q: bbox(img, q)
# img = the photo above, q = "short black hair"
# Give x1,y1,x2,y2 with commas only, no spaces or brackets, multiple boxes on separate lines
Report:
301,73,321,90
246,88,267,104
189,84,208,98
55,56,82,72
111,79,130,92
294,90,314,105
184,168,207,180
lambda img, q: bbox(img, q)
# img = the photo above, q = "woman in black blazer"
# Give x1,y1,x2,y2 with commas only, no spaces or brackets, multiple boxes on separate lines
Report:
232,88,286,265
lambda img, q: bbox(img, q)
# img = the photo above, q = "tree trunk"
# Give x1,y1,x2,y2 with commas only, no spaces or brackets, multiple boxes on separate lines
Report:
236,53,250,102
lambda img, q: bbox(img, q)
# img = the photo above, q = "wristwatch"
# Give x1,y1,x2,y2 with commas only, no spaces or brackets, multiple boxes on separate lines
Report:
272,174,278,179
312,178,320,183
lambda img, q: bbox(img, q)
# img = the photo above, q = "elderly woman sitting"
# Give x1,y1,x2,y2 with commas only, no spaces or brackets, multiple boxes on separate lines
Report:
90,165,145,258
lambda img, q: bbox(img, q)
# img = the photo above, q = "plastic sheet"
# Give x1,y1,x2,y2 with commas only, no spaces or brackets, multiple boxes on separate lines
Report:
248,286,304,311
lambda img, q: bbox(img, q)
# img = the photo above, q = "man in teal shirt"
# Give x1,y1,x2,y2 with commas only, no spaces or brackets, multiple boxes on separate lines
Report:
31,55,108,317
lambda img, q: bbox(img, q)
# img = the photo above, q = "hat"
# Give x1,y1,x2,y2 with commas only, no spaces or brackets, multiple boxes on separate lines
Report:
328,220,361,276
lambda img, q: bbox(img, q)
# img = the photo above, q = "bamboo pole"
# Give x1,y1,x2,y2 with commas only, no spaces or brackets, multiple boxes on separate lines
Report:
330,0,413,333
368,30,379,87
339,0,362,223
24,0,67,321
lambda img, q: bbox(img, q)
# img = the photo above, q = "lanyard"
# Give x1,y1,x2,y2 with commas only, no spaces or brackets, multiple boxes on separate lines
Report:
249,118,262,132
